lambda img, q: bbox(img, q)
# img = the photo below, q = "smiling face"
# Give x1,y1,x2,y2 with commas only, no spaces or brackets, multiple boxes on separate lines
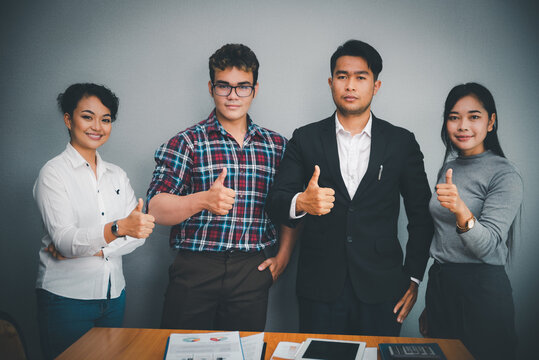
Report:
446,95,495,156
328,55,381,118
64,95,112,158
208,66,258,126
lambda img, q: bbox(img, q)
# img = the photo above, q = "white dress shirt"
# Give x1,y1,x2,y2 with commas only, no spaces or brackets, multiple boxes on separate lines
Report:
34,143,145,300
335,113,372,199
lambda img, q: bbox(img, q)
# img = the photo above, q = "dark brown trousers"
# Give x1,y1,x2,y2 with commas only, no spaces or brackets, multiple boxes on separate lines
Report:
161,250,273,331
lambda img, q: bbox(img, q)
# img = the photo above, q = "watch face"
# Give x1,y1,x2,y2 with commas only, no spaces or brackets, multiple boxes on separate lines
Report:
112,222,119,235
467,218,475,229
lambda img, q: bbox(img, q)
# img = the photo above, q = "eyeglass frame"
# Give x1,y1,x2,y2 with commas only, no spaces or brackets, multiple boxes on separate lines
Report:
211,82,256,97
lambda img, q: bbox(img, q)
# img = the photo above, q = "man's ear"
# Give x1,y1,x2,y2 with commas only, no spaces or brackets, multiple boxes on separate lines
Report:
373,80,382,95
252,82,259,99
208,81,213,96
328,77,333,88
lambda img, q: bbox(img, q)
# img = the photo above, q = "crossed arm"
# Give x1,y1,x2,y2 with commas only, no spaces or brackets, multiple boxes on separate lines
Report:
35,167,154,260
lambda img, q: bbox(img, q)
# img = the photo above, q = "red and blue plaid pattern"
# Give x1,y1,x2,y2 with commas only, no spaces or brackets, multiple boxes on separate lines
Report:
147,110,286,251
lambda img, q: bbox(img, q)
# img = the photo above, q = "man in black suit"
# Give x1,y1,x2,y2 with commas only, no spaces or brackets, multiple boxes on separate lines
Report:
265,40,433,336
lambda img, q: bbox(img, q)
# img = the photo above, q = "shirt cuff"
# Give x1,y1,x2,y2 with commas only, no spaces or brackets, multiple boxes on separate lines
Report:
90,225,108,253
410,277,421,285
289,193,307,219
101,246,109,261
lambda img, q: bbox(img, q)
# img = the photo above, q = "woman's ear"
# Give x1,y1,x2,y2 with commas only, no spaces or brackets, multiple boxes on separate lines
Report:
487,113,496,132
63,113,72,130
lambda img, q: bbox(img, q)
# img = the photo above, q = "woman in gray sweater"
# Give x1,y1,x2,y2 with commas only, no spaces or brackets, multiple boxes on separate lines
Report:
419,83,522,360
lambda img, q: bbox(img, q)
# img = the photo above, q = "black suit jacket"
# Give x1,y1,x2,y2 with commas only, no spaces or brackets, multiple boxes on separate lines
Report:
266,114,433,304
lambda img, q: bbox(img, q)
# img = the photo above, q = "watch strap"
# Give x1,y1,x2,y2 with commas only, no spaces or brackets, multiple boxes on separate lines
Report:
456,215,475,234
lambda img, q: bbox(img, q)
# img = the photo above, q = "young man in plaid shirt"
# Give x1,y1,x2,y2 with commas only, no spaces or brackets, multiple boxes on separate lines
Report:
147,44,297,331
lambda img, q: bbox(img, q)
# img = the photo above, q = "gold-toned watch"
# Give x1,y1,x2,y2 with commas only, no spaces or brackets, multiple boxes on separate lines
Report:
456,215,475,234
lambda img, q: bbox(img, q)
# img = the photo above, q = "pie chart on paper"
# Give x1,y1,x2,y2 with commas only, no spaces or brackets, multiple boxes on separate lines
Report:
210,336,228,342
182,337,201,342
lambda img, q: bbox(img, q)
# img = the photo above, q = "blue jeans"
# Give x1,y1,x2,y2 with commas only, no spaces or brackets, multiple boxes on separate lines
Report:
36,287,125,360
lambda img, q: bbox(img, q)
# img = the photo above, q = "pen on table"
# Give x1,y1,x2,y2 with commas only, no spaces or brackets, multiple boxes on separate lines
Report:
378,165,383,180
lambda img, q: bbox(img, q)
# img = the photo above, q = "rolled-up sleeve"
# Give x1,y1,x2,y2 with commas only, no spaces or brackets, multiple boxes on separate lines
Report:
147,134,193,205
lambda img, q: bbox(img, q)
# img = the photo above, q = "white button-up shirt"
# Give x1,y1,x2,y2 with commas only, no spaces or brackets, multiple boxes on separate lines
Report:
335,113,372,199
34,143,145,299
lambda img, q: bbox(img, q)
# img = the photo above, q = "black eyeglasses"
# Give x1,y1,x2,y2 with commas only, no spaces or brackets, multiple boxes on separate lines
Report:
212,83,255,97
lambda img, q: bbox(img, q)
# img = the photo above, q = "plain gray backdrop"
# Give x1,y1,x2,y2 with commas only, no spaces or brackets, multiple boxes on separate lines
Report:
1,0,538,359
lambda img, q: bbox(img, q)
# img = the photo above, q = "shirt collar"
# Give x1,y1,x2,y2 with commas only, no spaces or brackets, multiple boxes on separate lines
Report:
64,143,111,174
335,112,372,137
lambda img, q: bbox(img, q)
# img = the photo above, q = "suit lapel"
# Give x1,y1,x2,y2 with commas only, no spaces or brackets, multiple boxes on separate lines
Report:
352,116,387,202
320,115,351,202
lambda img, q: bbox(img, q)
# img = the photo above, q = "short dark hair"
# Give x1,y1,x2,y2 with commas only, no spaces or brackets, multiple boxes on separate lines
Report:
57,83,119,121
330,40,383,80
209,44,259,84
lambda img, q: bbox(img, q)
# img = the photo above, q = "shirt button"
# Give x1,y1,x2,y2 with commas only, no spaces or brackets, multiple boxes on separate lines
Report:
101,212,104,216
347,236,353,243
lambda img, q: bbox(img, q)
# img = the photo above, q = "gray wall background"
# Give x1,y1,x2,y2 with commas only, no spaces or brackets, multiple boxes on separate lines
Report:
1,0,538,359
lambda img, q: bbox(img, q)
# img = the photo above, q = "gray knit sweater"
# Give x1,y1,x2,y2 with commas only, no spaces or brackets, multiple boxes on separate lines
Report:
429,150,523,265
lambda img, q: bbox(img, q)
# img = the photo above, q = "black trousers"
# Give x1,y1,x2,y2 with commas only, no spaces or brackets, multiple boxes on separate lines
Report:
298,274,402,336
426,261,517,360
161,250,273,331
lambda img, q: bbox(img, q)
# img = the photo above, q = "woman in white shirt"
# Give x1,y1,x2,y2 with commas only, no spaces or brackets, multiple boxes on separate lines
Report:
34,83,155,359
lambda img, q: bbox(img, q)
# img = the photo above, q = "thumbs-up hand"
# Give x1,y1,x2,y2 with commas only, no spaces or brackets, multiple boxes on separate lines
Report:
296,165,335,216
117,198,155,239
436,168,464,214
205,168,236,215
135,198,144,212
445,168,453,185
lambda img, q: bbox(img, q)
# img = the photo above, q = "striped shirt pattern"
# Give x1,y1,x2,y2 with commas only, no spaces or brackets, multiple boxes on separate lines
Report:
147,111,286,251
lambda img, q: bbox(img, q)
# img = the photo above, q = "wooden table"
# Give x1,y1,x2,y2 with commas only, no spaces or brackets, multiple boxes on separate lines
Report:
57,327,473,359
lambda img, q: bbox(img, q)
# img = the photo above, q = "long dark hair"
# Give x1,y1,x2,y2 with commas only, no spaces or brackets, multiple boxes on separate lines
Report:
440,82,519,261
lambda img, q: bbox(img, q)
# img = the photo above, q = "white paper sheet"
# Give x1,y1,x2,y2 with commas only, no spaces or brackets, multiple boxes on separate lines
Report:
240,333,265,360
164,331,244,360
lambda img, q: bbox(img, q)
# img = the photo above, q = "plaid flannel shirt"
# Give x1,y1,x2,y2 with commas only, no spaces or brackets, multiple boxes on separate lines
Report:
147,110,286,251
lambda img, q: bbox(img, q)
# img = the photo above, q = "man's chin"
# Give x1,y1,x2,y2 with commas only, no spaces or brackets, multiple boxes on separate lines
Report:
336,105,370,117
216,111,248,124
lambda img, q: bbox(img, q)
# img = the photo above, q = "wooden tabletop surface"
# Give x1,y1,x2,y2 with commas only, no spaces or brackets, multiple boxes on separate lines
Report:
57,327,474,359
